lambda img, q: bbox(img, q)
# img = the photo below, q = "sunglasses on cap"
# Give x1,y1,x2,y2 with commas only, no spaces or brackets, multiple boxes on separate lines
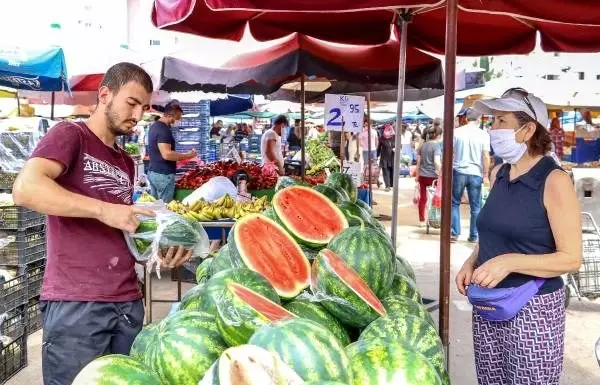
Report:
501,87,537,121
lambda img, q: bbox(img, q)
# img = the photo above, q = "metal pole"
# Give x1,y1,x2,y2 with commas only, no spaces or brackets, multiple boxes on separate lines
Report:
366,92,373,206
300,77,306,181
439,0,458,369
390,12,412,246
16,92,21,116
51,92,55,120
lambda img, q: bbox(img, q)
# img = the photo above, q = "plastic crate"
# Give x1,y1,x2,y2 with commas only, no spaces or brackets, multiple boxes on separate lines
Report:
174,143,202,153
172,129,204,142
0,206,45,230
180,102,210,115
0,225,46,266
26,260,45,300
0,333,27,383
26,298,41,335
0,275,27,314
1,307,26,340
0,172,18,191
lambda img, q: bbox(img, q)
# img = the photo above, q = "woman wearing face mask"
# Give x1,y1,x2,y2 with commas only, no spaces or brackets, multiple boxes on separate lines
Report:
455,89,582,385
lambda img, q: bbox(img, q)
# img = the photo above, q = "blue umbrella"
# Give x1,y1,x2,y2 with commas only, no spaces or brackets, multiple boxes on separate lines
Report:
209,94,253,117
0,46,69,92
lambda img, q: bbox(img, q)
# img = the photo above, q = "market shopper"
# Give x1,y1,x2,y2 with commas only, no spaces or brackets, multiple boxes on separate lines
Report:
147,101,197,202
359,120,378,165
261,114,288,174
415,124,442,226
12,63,194,385
451,108,491,242
378,123,396,191
456,89,581,385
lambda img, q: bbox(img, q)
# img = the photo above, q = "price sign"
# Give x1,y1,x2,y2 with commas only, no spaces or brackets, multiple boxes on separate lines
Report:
342,161,362,186
324,94,365,133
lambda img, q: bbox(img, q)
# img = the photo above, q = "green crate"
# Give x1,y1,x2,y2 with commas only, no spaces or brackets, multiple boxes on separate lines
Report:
174,188,194,202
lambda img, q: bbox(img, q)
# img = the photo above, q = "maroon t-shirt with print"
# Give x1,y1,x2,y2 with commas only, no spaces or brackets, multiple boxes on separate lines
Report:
31,121,141,302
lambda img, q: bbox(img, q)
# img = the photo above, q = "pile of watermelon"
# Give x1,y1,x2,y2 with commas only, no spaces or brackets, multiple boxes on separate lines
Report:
74,172,450,385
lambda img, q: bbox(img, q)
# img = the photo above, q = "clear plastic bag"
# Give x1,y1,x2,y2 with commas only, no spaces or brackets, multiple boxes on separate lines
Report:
412,185,420,206
0,130,40,172
123,202,210,278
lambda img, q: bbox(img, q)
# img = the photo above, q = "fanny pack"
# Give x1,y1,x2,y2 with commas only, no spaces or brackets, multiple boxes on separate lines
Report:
467,279,545,321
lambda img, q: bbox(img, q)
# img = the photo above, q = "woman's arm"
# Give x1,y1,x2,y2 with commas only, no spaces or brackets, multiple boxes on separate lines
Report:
505,170,582,276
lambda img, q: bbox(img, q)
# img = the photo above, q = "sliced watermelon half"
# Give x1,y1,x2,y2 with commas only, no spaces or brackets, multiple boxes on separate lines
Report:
312,249,386,328
272,186,348,248
230,214,311,298
217,282,296,346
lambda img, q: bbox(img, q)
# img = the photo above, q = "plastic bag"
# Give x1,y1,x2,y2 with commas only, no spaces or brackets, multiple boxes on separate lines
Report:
123,202,210,278
432,175,442,208
0,130,40,172
182,176,238,206
412,185,420,205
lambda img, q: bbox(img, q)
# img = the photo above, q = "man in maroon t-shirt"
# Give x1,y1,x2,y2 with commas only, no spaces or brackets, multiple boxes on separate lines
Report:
13,63,192,385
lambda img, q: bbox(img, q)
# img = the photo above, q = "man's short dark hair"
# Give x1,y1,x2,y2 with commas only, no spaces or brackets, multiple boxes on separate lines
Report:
164,100,183,115
100,62,153,94
274,115,289,127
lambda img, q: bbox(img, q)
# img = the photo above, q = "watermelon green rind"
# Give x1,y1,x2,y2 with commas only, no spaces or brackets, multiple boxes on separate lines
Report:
208,243,239,277
345,339,443,385
313,184,345,205
305,382,349,385
360,314,448,384
395,256,417,281
311,249,386,328
199,268,280,316
325,172,357,202
354,199,372,213
388,273,422,303
276,176,299,192
331,185,351,202
196,257,214,283
327,227,395,298
179,284,206,311
382,295,436,328
228,214,311,298
72,354,163,385
143,311,228,385
216,282,294,347
272,186,348,248
130,324,158,363
284,299,351,346
249,318,352,383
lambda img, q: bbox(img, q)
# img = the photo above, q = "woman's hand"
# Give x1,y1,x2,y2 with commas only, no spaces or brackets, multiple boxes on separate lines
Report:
455,258,475,296
471,254,515,288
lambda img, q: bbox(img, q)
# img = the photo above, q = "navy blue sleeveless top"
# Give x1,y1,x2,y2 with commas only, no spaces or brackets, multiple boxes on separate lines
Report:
476,156,563,295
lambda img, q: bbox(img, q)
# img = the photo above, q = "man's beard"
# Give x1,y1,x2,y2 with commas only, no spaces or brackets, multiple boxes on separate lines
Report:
105,101,134,136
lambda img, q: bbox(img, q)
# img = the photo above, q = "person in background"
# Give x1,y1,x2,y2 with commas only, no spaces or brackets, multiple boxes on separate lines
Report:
400,123,413,158
307,124,320,140
359,120,379,165
415,124,442,226
261,115,288,175
378,123,396,191
233,123,248,142
346,132,359,162
457,89,581,385
549,117,565,160
287,124,302,151
329,130,342,158
12,63,193,385
210,120,223,137
147,101,196,202
451,108,490,243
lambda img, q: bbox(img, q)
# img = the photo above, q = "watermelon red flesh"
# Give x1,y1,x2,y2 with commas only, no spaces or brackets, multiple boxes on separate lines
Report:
232,214,310,298
273,186,348,246
321,249,386,317
229,282,295,321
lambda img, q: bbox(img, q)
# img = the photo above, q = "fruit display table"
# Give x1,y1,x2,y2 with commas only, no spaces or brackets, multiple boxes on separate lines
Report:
173,188,275,203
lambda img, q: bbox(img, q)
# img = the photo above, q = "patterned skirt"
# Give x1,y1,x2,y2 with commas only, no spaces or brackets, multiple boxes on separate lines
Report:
472,288,566,385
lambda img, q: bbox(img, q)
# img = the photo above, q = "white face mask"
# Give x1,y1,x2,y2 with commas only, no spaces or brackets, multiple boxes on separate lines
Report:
489,127,527,164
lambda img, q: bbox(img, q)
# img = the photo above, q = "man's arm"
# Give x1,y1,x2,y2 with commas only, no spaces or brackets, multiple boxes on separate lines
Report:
158,143,196,161
13,158,153,233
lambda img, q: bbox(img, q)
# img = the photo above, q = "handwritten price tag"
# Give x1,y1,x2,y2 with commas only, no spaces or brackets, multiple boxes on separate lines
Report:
324,94,365,133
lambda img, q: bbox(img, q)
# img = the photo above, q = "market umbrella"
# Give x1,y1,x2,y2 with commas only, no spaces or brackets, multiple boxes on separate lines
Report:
209,94,254,116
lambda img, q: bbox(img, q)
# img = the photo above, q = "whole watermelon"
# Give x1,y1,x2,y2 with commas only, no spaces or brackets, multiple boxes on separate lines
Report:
284,299,351,346
360,314,450,385
249,318,352,383
327,226,395,298
382,295,435,327
326,172,357,202
354,199,372,213
276,176,299,192
313,184,345,205
72,354,162,385
208,243,238,277
196,257,213,283
331,186,351,202
345,339,443,385
197,268,279,316
395,256,417,281
311,249,386,328
179,284,206,311
143,311,228,385
388,274,423,303
130,324,158,362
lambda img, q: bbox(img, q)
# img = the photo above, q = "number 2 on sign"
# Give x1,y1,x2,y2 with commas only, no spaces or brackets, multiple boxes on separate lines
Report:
327,108,343,127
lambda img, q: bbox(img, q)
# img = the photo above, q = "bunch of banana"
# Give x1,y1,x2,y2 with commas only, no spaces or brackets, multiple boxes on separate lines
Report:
137,192,156,203
177,194,271,221
166,200,188,215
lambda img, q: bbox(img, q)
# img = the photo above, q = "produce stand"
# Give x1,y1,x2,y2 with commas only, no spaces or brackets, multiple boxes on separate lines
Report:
143,220,235,323
174,187,275,203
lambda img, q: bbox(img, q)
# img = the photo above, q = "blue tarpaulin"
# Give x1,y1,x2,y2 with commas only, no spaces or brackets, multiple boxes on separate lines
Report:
209,94,253,117
0,46,69,91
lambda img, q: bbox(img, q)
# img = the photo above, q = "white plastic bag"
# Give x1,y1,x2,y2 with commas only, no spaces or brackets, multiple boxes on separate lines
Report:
182,176,238,206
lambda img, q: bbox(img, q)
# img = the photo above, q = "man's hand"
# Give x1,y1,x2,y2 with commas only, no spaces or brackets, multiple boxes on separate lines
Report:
159,246,194,268
186,148,197,158
97,203,155,234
